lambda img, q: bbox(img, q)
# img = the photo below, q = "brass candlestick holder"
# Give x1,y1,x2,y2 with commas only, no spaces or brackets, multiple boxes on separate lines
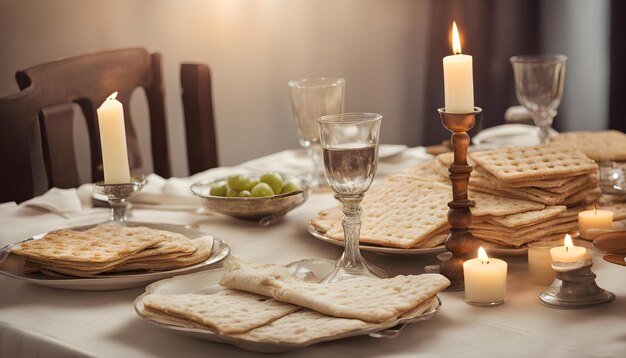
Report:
93,177,146,222
426,107,482,291
539,259,615,309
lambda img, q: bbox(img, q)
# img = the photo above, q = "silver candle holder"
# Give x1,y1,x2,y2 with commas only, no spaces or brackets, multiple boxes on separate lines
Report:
539,258,615,309
93,177,146,222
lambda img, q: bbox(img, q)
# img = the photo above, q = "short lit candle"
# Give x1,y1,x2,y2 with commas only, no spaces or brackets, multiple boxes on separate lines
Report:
549,234,587,263
463,247,508,305
443,21,474,113
97,92,131,184
578,206,613,239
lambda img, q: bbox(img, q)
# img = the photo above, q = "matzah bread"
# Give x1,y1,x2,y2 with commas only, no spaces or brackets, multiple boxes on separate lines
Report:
143,290,299,334
469,145,598,182
549,130,626,162
219,256,450,323
12,226,166,263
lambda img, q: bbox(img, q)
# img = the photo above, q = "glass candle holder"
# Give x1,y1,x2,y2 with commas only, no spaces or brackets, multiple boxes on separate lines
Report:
527,241,558,286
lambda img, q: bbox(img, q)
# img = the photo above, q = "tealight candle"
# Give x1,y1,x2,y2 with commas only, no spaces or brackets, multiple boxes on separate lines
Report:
578,206,613,239
97,92,131,184
463,247,507,305
549,234,587,263
527,241,558,286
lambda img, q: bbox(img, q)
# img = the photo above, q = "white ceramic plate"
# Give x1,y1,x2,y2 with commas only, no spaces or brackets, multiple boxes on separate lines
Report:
308,225,527,256
0,222,230,291
308,224,446,256
133,259,442,353
378,144,408,159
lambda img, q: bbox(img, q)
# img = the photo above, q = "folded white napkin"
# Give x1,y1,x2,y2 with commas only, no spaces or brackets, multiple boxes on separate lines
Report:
473,124,559,148
130,167,245,208
19,188,83,218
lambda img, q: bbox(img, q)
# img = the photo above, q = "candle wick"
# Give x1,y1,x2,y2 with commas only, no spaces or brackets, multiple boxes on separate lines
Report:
594,204,597,215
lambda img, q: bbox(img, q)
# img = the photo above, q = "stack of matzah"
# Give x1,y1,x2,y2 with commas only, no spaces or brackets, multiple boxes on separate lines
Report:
11,225,212,277
138,256,449,346
434,145,602,206
549,130,626,163
310,174,546,249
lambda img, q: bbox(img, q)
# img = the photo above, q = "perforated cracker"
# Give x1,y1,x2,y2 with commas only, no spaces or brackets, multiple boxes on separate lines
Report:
219,256,450,323
469,145,598,182
549,130,626,162
490,205,567,228
142,289,299,334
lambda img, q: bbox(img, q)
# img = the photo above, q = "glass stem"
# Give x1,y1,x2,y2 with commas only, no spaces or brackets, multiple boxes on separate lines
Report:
338,195,365,268
109,198,128,222
307,143,326,187
538,124,550,145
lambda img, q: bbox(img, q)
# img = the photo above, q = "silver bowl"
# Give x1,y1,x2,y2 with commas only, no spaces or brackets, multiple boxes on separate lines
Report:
189,174,309,223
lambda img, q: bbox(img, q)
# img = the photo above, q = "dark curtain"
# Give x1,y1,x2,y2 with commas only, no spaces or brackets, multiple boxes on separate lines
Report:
609,0,626,132
422,0,542,145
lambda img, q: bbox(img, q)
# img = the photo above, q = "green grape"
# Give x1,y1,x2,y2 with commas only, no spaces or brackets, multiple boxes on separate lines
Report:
226,188,240,197
260,172,283,194
251,182,274,197
239,190,251,197
280,181,299,194
227,174,249,191
246,179,260,191
210,183,228,196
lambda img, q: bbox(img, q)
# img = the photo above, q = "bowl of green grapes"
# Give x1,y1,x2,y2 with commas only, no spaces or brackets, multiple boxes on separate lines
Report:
190,172,309,221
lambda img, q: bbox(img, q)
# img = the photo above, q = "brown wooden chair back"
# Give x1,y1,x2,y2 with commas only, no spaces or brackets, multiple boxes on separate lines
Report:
0,48,170,203
181,62,219,175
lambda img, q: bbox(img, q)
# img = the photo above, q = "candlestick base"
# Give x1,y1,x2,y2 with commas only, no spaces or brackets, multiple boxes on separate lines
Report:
539,259,615,309
93,177,146,222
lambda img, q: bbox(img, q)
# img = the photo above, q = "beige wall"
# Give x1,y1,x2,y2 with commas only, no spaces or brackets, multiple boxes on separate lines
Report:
0,0,430,178
0,0,610,181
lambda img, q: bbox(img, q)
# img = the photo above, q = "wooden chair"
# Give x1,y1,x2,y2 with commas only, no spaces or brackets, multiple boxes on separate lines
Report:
0,48,170,203
181,62,219,175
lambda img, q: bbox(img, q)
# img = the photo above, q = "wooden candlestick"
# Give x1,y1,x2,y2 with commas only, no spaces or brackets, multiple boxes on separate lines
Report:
438,107,481,290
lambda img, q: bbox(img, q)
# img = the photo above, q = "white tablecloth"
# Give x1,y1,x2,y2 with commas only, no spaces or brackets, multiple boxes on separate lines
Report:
1,148,625,358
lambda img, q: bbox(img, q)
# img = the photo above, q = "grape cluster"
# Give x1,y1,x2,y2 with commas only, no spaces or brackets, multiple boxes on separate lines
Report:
210,173,299,198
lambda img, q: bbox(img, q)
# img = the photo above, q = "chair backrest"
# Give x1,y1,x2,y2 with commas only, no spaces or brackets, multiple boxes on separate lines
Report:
0,48,171,203
181,62,219,175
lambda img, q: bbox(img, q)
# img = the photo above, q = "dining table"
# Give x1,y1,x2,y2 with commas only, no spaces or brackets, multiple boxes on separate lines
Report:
1,146,625,358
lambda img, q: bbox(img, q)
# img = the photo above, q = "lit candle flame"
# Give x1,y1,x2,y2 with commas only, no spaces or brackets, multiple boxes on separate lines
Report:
107,92,118,101
564,233,574,252
478,246,489,264
452,21,462,54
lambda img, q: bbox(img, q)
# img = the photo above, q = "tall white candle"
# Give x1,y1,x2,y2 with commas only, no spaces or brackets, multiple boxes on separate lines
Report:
463,247,507,305
443,21,474,113
97,92,131,184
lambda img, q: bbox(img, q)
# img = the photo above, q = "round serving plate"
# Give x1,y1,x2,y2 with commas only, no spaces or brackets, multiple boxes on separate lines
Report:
133,259,442,353
0,222,230,291
308,224,527,256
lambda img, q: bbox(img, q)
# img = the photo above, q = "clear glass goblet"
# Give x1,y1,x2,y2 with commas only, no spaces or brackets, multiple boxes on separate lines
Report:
317,112,387,282
510,54,567,145
288,78,345,188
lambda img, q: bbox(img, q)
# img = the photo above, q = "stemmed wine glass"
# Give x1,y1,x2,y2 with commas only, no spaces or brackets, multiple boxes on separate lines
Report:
317,112,387,282
510,54,567,144
288,78,345,188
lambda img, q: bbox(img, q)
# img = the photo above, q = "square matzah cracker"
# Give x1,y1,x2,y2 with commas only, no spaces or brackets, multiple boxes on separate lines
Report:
549,130,626,162
220,256,450,323
11,226,166,263
469,145,598,182
325,175,451,248
142,289,299,334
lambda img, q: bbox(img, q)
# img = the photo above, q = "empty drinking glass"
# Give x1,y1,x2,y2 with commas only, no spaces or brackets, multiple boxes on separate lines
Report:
510,55,567,145
317,112,387,282
288,78,345,188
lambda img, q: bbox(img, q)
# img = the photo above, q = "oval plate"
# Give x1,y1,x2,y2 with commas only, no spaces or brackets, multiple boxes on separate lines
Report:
308,224,527,256
133,259,441,353
0,222,230,291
